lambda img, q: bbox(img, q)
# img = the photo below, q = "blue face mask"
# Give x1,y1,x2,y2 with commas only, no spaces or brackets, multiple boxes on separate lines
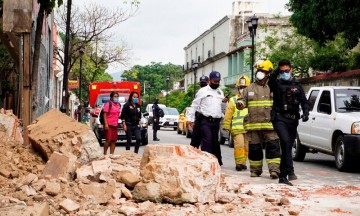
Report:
280,72,291,80
133,98,139,104
113,98,119,103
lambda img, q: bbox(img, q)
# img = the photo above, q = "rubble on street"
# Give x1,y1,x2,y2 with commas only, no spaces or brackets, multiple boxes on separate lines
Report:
0,109,359,215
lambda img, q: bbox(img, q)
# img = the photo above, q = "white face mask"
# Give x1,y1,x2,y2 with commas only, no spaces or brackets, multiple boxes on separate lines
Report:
239,89,244,95
256,71,266,80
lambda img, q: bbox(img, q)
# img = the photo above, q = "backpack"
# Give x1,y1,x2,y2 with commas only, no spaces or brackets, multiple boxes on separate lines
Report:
158,108,164,118
99,102,112,124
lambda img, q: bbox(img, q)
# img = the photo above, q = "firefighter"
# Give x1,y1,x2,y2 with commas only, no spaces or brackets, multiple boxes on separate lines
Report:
269,59,309,186
222,75,250,171
237,59,281,179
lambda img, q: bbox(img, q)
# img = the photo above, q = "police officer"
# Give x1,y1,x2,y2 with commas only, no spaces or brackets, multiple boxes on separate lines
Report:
152,99,160,141
237,59,281,179
190,75,209,148
188,71,226,165
223,75,250,171
269,59,309,186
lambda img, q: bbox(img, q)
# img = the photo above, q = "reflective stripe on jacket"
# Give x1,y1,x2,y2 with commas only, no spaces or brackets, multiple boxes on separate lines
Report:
223,95,248,135
240,82,274,131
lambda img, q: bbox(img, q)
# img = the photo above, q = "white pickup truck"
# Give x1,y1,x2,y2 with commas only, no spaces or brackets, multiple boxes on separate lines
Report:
293,86,360,171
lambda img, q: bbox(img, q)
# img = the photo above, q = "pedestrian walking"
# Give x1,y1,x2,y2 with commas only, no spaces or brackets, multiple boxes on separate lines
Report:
237,59,281,179
190,75,209,148
222,75,250,171
269,59,309,186
121,91,142,154
103,91,121,155
152,99,161,141
188,71,227,165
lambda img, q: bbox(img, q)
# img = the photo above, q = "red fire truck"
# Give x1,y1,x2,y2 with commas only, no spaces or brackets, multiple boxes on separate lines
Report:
88,81,141,116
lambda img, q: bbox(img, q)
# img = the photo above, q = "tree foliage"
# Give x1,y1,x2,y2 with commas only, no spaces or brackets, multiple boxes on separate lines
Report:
121,62,184,100
55,3,136,78
258,28,315,78
287,0,360,48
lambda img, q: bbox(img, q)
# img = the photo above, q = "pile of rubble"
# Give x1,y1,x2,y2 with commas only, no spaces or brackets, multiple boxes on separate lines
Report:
0,109,359,215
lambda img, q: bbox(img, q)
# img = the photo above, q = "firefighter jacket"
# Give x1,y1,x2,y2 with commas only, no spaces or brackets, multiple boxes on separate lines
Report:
223,95,248,135
238,80,274,131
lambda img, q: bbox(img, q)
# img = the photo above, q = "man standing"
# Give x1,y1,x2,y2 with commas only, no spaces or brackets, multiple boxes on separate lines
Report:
152,99,160,141
188,71,226,165
237,59,281,179
223,75,250,171
269,59,309,186
190,75,209,148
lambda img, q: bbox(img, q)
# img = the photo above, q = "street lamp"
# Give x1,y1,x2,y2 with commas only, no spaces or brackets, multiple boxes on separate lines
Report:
166,75,170,106
77,46,85,122
247,15,258,83
192,62,199,98
60,0,72,113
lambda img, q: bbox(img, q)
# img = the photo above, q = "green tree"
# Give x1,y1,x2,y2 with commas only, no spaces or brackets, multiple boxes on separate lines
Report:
258,28,315,78
287,0,360,48
122,62,183,98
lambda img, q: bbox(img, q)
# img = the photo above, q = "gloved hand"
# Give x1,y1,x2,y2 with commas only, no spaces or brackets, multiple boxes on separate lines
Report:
236,101,244,110
301,114,309,122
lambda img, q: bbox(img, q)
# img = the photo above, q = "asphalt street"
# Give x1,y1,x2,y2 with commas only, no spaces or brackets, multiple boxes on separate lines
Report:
113,127,360,186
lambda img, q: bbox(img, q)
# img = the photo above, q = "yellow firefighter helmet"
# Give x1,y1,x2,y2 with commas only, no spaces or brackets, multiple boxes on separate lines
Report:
254,59,273,72
236,75,250,87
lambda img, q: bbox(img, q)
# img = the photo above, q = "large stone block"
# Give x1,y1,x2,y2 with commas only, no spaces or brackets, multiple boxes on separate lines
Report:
133,144,221,204
28,109,102,163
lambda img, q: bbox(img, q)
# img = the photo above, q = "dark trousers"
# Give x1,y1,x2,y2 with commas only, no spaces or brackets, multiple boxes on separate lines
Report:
152,117,159,139
190,113,201,148
272,115,298,177
200,117,222,166
125,124,141,153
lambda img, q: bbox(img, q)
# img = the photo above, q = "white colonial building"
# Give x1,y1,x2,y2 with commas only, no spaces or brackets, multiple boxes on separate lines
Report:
183,1,291,91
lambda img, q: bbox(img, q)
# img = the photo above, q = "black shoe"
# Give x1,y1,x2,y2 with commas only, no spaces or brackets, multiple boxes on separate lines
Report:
153,138,160,141
279,177,293,186
241,164,247,170
288,173,298,181
235,164,243,171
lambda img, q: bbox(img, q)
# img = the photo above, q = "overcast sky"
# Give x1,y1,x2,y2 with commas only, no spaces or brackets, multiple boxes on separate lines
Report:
74,0,290,73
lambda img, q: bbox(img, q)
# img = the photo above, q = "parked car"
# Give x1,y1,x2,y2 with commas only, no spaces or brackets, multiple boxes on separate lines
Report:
145,103,167,125
158,107,179,130
177,107,193,138
93,103,149,146
294,86,360,171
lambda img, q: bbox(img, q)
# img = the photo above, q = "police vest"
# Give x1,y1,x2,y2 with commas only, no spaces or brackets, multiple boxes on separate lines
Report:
274,79,302,114
230,96,248,134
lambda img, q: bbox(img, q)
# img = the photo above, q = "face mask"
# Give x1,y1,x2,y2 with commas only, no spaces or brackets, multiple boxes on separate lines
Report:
113,98,119,103
280,72,291,80
239,88,244,95
256,71,266,80
209,83,219,89
133,98,139,104
200,83,207,88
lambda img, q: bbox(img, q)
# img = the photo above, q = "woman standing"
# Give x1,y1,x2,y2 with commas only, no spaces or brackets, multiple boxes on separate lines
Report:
103,91,121,155
121,91,142,153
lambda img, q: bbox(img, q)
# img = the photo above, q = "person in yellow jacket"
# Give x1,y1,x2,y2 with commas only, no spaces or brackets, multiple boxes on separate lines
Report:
222,75,250,171
237,59,281,179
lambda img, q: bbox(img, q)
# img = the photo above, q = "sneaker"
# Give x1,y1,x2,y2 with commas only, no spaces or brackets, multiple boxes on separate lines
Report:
250,172,260,177
288,173,298,181
270,172,279,179
153,138,160,141
279,177,293,186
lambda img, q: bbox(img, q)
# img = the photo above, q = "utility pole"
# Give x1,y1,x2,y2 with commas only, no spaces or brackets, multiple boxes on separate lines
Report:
60,0,72,113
